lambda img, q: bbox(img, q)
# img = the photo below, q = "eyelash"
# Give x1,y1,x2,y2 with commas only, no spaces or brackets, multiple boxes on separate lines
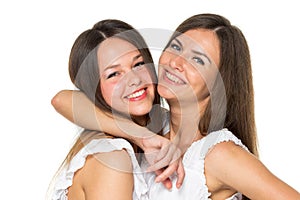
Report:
170,43,181,51
106,61,145,79
170,42,205,65
133,61,145,70
107,71,120,79
193,57,205,65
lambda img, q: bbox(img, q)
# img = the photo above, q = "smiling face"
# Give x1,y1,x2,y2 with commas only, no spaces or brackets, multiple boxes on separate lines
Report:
158,29,220,104
98,37,155,119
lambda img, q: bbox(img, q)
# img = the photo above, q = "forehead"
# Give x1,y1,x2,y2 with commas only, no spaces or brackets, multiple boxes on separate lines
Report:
179,29,220,66
97,37,138,68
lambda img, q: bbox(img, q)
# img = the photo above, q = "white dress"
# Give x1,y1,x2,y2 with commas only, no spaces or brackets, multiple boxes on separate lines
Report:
143,129,248,200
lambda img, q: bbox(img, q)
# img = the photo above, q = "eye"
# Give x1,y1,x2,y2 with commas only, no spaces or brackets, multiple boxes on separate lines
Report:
170,43,181,52
107,71,120,79
133,61,145,70
192,57,205,65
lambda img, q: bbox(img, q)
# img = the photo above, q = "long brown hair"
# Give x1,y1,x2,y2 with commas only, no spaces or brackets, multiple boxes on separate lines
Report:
48,19,161,198
69,19,160,114
169,13,257,200
171,14,258,157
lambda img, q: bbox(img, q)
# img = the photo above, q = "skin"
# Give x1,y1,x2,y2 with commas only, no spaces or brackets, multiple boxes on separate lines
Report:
52,28,299,199
68,150,133,200
67,38,155,199
158,29,300,199
98,37,155,123
51,89,184,189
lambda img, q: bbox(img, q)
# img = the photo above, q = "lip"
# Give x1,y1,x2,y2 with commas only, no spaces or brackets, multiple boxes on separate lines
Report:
125,88,148,101
162,69,186,85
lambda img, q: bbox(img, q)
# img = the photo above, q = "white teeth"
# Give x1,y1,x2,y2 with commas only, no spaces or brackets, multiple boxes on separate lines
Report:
127,89,145,99
166,71,184,84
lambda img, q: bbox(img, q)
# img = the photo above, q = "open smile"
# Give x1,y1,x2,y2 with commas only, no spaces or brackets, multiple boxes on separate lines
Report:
125,88,147,101
164,70,186,85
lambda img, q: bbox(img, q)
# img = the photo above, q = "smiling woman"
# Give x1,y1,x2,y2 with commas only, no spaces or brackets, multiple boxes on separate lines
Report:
48,19,168,200
98,37,155,119
48,14,300,200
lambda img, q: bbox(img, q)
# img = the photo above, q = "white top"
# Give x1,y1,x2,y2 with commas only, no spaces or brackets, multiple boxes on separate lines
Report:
52,138,149,200
143,129,248,200
51,109,170,200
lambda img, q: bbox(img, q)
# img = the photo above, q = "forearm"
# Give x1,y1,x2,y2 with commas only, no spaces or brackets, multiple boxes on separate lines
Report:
51,90,156,148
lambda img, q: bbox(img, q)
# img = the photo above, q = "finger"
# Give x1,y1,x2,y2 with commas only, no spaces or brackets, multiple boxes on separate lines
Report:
154,168,164,176
154,143,171,162
175,160,185,189
147,146,173,172
154,162,178,183
147,156,171,172
161,177,172,190
154,169,173,190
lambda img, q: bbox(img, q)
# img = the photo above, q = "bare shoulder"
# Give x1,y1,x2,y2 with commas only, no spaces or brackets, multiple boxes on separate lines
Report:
92,149,133,172
204,141,249,184
207,140,252,160
79,149,134,199
204,141,300,199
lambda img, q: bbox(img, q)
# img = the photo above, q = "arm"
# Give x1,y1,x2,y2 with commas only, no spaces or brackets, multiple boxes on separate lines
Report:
52,90,184,188
51,90,145,141
82,150,134,200
206,141,300,199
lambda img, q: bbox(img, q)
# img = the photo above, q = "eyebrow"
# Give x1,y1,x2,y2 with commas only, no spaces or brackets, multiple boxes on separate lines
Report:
174,38,212,64
133,54,142,62
174,38,183,47
103,53,142,72
191,50,212,64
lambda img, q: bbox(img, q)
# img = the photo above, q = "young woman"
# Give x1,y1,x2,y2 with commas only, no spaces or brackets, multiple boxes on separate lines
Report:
49,19,181,200
146,13,300,199
52,14,300,199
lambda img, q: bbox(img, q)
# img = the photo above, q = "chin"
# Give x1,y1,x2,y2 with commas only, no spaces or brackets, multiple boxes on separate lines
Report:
157,85,176,100
129,105,152,117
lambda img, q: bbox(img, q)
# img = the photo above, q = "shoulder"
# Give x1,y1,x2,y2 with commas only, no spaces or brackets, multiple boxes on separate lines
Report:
204,140,300,199
84,149,133,177
80,150,134,199
95,149,133,171
204,141,254,193
205,140,250,165
204,129,254,173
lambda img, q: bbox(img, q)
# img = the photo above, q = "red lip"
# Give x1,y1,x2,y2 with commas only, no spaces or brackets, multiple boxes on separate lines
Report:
126,88,147,102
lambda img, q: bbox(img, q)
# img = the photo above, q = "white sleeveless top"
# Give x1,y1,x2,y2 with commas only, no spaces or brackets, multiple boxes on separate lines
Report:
51,109,170,200
51,138,149,200
143,129,248,200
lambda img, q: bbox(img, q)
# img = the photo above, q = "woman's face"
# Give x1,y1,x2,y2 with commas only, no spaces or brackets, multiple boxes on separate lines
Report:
158,29,220,103
98,37,155,117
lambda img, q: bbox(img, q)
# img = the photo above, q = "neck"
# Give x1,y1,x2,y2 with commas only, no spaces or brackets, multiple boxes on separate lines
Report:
131,115,148,127
168,96,210,151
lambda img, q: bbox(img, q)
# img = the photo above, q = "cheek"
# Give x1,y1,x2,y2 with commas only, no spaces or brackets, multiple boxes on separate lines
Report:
190,68,217,99
159,52,170,65
140,67,156,84
100,81,115,106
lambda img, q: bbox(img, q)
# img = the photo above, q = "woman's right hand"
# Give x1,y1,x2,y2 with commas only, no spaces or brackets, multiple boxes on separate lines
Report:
52,90,185,189
140,134,185,189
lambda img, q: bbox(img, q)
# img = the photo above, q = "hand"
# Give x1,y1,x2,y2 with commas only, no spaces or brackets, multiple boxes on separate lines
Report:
141,134,185,189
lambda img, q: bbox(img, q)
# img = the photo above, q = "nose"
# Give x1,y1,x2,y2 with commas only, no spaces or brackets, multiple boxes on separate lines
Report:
127,70,142,87
170,54,185,72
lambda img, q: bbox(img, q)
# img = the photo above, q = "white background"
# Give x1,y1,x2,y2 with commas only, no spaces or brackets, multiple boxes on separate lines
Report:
0,0,299,199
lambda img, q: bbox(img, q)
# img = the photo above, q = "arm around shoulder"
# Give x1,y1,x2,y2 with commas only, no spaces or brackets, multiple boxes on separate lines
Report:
51,89,76,122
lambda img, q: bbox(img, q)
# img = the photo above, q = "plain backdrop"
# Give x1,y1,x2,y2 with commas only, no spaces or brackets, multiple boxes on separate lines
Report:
0,0,299,199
